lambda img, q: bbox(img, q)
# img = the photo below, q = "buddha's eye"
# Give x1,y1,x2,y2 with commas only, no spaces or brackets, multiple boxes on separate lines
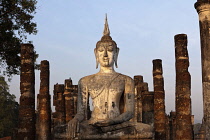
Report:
107,46,114,52
98,46,104,52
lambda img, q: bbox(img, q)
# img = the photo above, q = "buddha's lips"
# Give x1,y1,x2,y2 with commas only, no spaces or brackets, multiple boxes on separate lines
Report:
103,58,109,62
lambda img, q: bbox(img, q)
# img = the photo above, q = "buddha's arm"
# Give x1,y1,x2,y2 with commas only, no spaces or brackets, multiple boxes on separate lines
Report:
95,76,135,126
72,78,87,122
67,78,87,138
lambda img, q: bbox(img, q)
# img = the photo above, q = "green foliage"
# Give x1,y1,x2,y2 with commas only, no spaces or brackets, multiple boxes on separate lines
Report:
0,0,38,76
0,76,19,138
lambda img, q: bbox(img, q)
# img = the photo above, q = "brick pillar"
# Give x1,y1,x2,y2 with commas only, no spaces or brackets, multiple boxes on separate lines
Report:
64,78,73,122
153,59,166,140
133,75,143,122
195,1,210,139
174,34,193,140
53,84,65,126
37,60,51,140
18,44,35,140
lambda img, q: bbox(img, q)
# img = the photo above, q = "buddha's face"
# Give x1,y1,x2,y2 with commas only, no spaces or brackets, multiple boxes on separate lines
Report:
95,42,118,68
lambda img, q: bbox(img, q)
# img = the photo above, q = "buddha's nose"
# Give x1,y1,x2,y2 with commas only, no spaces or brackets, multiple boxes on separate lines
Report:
104,50,108,57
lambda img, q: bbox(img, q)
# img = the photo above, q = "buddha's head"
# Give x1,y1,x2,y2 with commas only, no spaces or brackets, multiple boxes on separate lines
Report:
94,15,119,69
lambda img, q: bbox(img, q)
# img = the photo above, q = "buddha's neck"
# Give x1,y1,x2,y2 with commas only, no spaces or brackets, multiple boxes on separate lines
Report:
99,66,116,74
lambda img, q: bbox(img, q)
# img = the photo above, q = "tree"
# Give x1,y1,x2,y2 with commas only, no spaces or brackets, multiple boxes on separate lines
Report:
0,76,19,138
0,0,38,77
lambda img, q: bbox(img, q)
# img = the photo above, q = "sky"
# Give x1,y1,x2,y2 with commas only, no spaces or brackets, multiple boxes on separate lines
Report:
8,0,203,122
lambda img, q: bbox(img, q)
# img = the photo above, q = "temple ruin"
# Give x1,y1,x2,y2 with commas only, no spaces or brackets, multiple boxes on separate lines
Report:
15,1,210,140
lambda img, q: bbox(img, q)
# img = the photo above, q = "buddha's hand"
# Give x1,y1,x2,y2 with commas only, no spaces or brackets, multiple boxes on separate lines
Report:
66,118,79,138
93,119,115,127
88,119,98,125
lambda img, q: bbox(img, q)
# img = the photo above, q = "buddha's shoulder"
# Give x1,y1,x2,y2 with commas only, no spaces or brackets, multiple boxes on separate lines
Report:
78,73,134,84
119,73,134,82
78,74,97,84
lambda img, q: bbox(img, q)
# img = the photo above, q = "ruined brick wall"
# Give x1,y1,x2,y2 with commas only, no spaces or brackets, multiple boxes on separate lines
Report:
174,34,193,139
53,84,65,126
142,86,154,125
133,75,154,124
64,79,73,122
195,123,205,140
0,137,11,140
166,115,170,140
133,75,143,122
53,79,79,125
18,44,35,140
169,111,176,140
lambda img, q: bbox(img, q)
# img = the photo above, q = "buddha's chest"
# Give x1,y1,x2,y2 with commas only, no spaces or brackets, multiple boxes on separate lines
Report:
86,75,126,119
87,76,125,101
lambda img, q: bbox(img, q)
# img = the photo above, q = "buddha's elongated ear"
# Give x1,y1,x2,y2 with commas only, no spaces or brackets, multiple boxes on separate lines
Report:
94,48,99,69
114,47,119,68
